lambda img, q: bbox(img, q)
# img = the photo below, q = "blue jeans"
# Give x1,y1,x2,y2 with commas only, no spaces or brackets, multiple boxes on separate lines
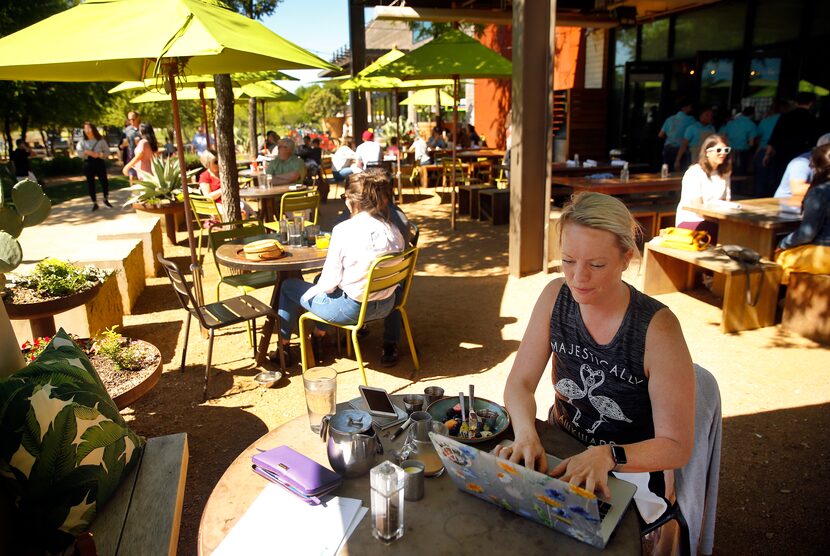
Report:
382,285,404,345
278,278,396,340
332,167,354,181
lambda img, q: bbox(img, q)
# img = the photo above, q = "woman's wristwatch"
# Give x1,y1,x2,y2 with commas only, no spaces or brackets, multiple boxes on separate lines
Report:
610,445,627,472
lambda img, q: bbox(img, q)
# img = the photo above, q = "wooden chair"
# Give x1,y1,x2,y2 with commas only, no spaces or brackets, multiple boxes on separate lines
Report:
158,254,276,400
263,189,320,233
299,247,420,385
188,193,222,262
408,160,423,197
208,220,277,346
320,156,346,199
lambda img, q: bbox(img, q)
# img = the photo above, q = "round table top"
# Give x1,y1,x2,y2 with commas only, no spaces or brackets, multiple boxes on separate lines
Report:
238,184,303,199
214,234,327,272
197,397,640,556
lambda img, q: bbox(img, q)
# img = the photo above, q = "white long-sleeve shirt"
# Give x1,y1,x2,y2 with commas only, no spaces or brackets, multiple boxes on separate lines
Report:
675,164,729,225
301,211,405,303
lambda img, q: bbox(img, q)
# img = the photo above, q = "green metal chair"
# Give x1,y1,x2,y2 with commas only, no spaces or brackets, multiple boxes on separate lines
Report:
208,220,277,346
189,193,222,262
299,247,420,385
263,189,321,233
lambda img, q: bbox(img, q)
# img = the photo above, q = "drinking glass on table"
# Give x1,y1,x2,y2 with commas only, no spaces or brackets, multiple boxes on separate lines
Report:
306,224,320,246
303,366,337,433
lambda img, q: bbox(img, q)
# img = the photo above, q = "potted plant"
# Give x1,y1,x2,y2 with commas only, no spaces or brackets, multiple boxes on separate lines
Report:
3,257,111,339
124,156,184,209
0,179,52,374
22,326,162,408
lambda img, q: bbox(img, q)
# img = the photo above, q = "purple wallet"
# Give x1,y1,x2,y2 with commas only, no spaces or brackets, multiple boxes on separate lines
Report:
251,446,342,506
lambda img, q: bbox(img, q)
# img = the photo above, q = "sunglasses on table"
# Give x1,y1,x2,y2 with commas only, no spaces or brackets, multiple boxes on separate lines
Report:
706,146,732,154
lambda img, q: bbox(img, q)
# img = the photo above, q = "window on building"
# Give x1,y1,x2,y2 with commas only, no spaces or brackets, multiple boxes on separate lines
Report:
753,0,802,46
700,58,735,109
674,1,746,59
640,19,669,61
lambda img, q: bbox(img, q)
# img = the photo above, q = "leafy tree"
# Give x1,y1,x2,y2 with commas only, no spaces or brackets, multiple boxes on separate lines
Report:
304,87,347,123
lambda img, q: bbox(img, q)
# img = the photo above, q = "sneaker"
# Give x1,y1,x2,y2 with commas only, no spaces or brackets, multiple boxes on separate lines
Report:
380,343,399,367
91,204,99,212
357,325,370,338
103,198,113,208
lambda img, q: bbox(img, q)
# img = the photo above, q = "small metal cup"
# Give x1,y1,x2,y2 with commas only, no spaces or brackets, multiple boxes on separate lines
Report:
400,459,425,501
423,386,444,409
402,394,424,414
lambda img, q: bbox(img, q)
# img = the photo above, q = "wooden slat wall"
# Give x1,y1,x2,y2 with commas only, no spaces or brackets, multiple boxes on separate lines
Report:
566,88,608,161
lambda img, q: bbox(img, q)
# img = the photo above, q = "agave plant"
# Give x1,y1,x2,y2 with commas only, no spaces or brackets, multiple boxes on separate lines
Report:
122,156,183,207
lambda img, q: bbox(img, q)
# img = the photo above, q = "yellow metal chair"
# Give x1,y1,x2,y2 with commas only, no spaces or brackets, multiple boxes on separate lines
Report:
263,189,320,233
189,193,222,262
441,158,471,194
208,220,277,346
408,160,423,197
299,247,420,385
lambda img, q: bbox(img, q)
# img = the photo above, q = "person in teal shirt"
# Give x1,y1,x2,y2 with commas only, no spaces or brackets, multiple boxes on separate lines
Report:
658,101,695,171
675,107,715,172
753,100,786,196
720,106,757,176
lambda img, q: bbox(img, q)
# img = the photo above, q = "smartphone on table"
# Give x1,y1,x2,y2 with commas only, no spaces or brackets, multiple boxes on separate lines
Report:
358,385,398,418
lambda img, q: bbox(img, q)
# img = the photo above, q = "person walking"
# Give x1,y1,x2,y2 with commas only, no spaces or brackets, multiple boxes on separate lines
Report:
122,123,159,177
77,122,111,211
720,106,757,177
124,111,141,182
10,139,36,182
674,107,716,172
764,92,820,187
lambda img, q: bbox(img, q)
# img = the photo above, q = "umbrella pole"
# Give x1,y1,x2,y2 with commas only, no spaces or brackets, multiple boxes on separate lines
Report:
199,82,211,150
451,76,459,231
168,70,202,305
210,100,217,146
394,87,402,204
261,100,266,147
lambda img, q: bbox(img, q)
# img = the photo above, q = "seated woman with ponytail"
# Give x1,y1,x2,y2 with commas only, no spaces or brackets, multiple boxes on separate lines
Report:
276,169,406,361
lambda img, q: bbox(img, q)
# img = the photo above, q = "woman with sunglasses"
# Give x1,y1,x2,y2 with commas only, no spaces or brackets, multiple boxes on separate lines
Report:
675,134,733,241
275,169,405,363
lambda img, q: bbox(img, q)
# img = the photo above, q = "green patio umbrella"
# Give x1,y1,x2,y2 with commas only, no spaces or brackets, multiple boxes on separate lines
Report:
0,0,338,269
369,29,512,230
129,82,298,102
400,89,457,107
338,48,453,203
111,72,299,149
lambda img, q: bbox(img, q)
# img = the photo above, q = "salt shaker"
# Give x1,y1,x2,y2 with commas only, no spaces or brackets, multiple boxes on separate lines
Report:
370,461,405,543
620,162,630,182
661,163,669,179
573,153,580,167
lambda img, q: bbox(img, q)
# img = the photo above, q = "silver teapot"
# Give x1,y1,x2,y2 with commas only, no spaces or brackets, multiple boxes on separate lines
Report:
320,409,382,478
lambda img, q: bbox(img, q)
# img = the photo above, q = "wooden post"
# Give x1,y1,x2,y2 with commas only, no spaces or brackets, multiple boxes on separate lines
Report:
451,76,459,230
198,83,211,150
509,0,555,277
348,0,367,141
167,69,197,269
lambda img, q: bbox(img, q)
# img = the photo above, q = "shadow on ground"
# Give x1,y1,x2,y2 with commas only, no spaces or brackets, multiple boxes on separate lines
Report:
718,403,830,555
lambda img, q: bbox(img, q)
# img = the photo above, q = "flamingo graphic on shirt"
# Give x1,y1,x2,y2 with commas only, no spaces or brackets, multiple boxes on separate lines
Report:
555,363,632,434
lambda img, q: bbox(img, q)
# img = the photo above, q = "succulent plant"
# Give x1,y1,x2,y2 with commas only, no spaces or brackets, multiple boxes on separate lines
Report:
123,156,183,207
0,179,52,274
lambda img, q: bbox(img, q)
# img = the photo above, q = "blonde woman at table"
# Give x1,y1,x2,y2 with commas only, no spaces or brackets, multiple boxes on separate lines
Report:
499,192,694,553
276,169,405,363
775,143,830,282
197,149,255,219
121,123,158,177
674,134,732,243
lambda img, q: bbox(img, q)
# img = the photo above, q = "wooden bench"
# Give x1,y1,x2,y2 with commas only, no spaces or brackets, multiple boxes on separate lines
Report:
782,272,830,344
0,432,187,556
478,188,510,225
643,242,782,333
88,433,188,555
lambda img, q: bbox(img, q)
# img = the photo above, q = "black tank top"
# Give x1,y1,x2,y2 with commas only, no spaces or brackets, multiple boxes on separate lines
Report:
549,282,666,448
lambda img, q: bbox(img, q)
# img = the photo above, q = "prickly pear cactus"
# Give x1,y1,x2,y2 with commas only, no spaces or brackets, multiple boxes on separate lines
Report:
0,179,51,273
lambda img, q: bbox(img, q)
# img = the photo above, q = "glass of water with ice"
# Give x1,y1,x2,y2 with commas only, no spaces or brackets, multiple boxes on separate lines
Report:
302,366,337,433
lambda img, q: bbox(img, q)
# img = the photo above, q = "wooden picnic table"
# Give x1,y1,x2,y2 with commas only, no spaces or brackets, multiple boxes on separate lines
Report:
684,197,802,259
550,172,683,196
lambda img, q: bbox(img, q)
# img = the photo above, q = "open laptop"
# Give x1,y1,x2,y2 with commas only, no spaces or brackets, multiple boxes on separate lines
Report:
430,433,636,549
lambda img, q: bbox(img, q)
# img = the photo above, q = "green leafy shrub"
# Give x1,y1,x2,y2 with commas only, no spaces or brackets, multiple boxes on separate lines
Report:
92,326,142,371
29,156,85,177
123,156,182,206
12,258,109,298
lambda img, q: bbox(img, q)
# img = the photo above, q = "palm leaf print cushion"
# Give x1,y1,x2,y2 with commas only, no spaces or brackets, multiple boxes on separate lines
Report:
0,329,145,551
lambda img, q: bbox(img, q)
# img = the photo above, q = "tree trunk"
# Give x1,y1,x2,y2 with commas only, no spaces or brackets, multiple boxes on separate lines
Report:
41,128,51,157
213,74,241,223
248,98,257,161
3,116,12,159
